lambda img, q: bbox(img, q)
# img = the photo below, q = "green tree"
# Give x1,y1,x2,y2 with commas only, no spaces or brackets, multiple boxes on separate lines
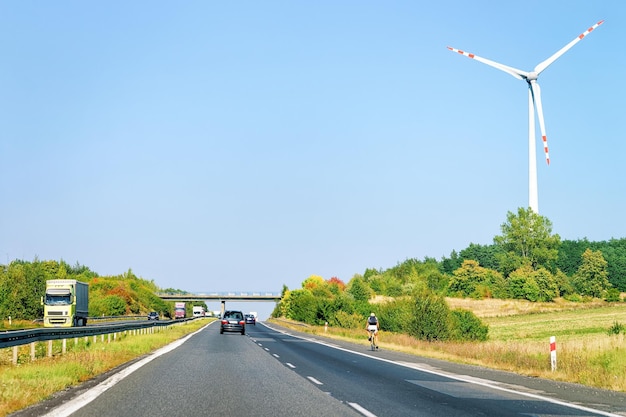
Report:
532,267,559,302
597,239,626,292
507,266,540,301
0,261,46,320
555,239,590,276
327,277,346,295
553,269,575,296
493,207,561,275
448,260,506,299
272,285,291,318
302,275,325,291
441,250,462,275
347,276,372,302
459,243,502,271
285,289,318,324
572,249,611,297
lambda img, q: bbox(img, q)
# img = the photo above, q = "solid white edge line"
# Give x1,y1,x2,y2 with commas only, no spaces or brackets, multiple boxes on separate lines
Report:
261,323,622,417
41,322,212,417
348,402,378,417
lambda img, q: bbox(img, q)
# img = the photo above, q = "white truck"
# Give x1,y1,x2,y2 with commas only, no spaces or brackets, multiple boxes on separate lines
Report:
42,279,89,327
192,306,206,317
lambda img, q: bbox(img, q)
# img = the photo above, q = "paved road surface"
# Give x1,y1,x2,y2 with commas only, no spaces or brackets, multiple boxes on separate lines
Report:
12,320,626,417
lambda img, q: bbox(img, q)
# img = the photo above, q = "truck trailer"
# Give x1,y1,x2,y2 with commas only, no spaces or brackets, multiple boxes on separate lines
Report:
174,302,186,319
42,279,89,327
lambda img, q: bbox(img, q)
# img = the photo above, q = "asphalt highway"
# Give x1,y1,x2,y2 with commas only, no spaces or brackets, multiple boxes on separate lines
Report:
249,322,626,417
12,320,626,417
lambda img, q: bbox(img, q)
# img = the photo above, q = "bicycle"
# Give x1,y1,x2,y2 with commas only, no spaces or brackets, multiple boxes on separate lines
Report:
368,329,378,351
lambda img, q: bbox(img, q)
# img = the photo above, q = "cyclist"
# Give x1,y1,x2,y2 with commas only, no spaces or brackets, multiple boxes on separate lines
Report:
366,313,379,349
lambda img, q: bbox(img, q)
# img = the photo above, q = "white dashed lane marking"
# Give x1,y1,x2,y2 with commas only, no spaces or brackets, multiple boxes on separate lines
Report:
348,402,378,417
307,376,323,385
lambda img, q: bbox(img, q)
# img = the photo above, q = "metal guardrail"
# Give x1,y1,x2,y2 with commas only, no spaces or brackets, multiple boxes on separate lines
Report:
0,318,194,349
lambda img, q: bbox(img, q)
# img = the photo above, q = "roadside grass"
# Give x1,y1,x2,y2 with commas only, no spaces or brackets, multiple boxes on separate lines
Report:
270,298,626,392
0,319,211,417
0,319,40,331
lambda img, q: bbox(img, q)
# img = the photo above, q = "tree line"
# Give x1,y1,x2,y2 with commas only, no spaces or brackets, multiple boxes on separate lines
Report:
2,208,623,338
271,208,624,341
0,259,200,324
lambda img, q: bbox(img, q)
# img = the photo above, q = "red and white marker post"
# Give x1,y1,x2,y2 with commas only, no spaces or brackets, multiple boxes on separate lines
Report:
550,336,557,371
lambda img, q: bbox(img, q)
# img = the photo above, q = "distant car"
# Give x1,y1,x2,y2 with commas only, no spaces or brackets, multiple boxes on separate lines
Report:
220,310,246,335
147,312,159,320
245,314,256,325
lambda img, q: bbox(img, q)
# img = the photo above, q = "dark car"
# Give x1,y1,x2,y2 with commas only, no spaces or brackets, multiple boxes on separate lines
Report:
220,310,246,335
147,312,159,320
245,314,256,325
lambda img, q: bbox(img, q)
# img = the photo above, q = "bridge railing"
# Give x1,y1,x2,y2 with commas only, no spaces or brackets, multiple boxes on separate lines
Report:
156,292,281,297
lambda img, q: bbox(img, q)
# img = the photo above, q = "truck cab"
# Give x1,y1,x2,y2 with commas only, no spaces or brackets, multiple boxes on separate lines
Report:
42,279,89,327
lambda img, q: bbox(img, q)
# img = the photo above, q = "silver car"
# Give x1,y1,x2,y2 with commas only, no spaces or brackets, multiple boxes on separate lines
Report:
220,310,246,335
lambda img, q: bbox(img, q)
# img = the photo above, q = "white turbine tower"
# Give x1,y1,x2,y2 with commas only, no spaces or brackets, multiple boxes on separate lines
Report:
447,20,604,214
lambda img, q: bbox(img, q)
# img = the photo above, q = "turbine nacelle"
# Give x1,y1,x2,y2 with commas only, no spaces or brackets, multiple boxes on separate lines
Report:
526,71,539,81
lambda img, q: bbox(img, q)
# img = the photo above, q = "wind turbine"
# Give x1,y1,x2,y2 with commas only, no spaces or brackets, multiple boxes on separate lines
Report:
447,20,604,214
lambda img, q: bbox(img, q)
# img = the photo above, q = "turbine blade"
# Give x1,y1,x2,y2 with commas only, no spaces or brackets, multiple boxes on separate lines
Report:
447,46,527,80
534,20,604,74
530,81,550,165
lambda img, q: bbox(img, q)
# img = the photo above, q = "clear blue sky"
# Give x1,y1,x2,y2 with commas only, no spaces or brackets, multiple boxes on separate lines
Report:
2,2,625,318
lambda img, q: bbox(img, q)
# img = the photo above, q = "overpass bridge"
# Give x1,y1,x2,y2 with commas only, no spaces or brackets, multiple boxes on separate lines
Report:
157,292,282,315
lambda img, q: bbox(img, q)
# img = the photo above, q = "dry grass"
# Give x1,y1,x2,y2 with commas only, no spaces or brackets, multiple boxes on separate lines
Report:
271,299,626,392
445,297,610,318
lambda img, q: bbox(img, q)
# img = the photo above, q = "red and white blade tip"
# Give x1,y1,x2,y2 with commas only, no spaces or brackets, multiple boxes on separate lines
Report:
447,46,475,58
580,20,604,39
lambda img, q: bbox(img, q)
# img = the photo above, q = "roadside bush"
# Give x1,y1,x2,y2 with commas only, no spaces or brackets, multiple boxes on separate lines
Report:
409,293,453,341
332,310,362,329
564,293,583,302
450,309,489,341
376,298,414,333
605,288,621,303
104,295,127,316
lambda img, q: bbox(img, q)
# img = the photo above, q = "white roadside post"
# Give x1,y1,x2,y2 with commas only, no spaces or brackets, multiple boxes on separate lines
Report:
550,336,557,371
